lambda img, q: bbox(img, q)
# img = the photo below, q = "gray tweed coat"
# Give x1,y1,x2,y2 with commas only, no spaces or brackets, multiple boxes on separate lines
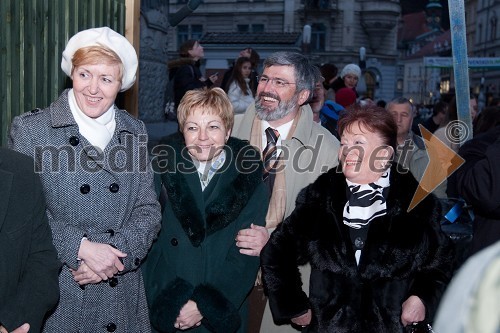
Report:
8,89,161,333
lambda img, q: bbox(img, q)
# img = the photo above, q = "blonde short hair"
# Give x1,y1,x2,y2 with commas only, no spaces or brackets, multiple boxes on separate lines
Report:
177,87,234,131
71,45,124,83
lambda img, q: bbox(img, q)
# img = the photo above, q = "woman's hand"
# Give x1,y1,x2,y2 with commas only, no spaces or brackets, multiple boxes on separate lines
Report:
208,73,219,84
70,261,102,285
236,224,269,256
174,300,203,330
401,295,426,326
77,239,127,280
291,309,312,327
0,323,30,333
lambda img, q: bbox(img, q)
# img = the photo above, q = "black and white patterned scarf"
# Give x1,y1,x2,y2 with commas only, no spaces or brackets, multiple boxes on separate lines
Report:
343,170,390,229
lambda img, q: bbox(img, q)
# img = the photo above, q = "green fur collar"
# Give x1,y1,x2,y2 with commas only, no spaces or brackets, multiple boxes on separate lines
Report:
153,132,264,247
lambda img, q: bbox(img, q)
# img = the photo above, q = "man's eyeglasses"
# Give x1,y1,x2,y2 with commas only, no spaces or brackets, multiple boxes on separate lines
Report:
257,76,296,88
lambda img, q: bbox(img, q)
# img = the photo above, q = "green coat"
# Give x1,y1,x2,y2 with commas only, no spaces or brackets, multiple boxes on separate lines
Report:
142,133,268,333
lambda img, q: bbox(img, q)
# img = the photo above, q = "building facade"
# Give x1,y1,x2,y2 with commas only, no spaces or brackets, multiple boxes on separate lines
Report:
165,0,401,103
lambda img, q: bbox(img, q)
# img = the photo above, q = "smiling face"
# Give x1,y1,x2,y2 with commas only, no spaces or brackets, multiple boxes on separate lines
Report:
71,63,122,118
339,121,392,184
255,65,309,125
182,107,231,162
343,74,359,89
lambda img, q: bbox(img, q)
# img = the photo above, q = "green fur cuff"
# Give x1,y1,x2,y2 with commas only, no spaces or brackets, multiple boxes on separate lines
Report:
191,284,241,333
150,278,194,333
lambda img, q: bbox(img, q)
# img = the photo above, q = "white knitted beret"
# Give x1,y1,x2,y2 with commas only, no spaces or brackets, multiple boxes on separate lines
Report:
340,64,361,79
61,27,138,91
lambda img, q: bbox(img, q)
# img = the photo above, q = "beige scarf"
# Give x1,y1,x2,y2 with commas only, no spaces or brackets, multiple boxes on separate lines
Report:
249,111,300,229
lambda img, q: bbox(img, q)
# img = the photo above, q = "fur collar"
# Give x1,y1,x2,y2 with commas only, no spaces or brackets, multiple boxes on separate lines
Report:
154,132,263,247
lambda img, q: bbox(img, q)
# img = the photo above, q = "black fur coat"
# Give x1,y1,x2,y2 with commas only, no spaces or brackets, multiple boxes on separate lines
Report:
261,164,455,332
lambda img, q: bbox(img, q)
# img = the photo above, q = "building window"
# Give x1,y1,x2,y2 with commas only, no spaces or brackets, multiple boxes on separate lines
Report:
311,23,326,51
177,24,204,46
491,16,497,41
191,25,203,40
478,23,483,44
397,79,403,91
237,24,265,33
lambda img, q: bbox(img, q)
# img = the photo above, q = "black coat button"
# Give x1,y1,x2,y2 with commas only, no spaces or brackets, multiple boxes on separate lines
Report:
106,322,117,332
134,257,141,266
109,183,119,193
171,238,178,246
106,229,115,236
109,277,118,288
354,237,365,249
69,136,80,146
80,184,90,194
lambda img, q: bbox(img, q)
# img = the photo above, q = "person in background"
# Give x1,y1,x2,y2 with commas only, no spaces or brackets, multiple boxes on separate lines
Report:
261,103,455,332
221,47,260,96
330,63,361,97
0,148,60,333
473,105,500,135
168,39,218,111
413,99,448,136
224,56,255,114
232,51,339,333
8,27,161,332
308,71,343,139
335,87,357,109
319,63,338,100
434,95,478,153
387,97,447,198
142,87,268,333
454,117,500,255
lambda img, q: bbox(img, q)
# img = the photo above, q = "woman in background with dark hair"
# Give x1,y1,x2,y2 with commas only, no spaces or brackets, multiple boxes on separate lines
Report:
261,103,454,332
168,40,219,110
221,47,260,96
224,57,255,114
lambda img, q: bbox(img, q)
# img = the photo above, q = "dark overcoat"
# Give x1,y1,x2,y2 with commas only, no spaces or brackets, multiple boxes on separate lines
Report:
8,90,162,333
0,148,60,332
261,164,455,333
455,126,500,254
142,133,268,333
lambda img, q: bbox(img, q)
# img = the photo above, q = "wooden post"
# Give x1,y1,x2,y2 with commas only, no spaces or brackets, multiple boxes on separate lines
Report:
124,0,140,118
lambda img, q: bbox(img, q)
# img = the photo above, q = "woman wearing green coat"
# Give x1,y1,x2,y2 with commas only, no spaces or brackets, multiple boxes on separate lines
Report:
142,87,268,333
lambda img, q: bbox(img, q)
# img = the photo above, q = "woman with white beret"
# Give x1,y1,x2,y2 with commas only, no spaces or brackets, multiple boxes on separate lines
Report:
331,63,361,98
8,27,161,332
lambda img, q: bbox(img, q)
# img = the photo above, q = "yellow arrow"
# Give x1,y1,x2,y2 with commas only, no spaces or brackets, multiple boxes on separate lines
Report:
408,125,466,211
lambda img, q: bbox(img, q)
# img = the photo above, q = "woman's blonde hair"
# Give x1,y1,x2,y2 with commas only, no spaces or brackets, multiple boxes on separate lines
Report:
71,45,124,82
177,87,234,131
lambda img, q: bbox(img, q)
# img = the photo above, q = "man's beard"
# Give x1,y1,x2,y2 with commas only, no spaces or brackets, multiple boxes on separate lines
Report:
255,92,300,121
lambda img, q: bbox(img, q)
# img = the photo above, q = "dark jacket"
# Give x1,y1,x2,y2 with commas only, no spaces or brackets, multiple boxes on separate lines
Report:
0,148,60,332
261,164,455,333
168,58,213,108
455,126,500,254
143,133,269,333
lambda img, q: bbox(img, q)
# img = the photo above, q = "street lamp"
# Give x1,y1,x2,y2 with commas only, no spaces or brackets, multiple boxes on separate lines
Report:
302,24,311,55
169,0,202,27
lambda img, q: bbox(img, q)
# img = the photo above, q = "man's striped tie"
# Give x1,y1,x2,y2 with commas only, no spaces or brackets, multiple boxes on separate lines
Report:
262,127,280,181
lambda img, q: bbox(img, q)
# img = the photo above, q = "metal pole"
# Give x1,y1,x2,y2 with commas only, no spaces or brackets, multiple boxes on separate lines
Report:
448,0,473,143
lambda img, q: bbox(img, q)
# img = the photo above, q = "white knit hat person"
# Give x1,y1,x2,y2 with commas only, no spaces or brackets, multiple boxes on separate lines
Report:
61,27,138,91
340,64,362,79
